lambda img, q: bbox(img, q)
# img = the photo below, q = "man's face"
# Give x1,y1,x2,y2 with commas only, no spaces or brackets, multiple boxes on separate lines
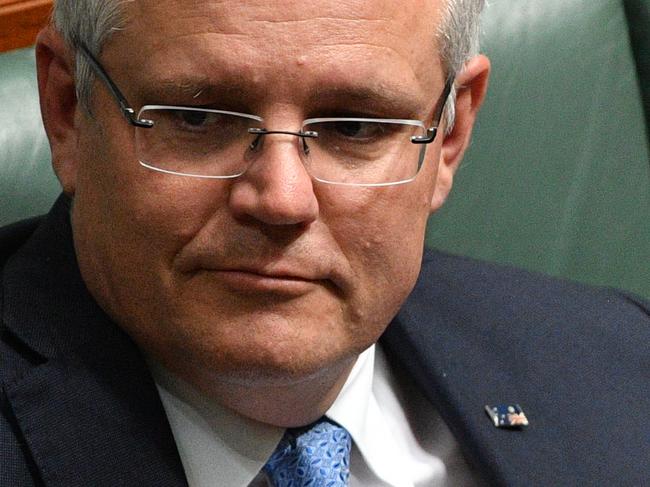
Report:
66,0,451,391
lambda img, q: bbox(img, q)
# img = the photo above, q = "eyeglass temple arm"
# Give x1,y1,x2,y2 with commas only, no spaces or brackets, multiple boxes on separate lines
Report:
411,76,455,145
78,43,153,128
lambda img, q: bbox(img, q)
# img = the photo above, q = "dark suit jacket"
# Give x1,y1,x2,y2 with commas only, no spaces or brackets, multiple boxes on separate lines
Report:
2,196,649,486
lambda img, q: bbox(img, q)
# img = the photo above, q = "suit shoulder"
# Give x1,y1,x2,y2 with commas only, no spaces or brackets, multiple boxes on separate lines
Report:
0,384,39,486
0,216,46,382
413,248,649,326
0,217,43,270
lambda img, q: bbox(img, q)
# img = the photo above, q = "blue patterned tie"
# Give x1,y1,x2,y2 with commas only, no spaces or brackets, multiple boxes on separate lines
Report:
263,418,352,487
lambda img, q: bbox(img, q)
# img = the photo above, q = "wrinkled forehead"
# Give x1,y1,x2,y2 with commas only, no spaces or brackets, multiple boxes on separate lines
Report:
124,0,443,42
115,0,444,61
104,0,446,108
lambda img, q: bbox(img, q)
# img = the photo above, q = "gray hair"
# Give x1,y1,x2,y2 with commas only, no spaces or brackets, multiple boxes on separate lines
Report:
52,0,484,129
438,0,486,130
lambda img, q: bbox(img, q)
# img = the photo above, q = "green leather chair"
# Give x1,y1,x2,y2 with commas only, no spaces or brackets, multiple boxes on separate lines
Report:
0,47,59,224
1,0,649,298
426,0,650,299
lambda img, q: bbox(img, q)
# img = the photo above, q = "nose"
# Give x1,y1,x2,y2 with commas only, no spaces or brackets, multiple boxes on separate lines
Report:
228,133,319,227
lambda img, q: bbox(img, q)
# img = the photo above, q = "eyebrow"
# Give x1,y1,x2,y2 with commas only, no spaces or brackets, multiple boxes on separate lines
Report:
131,70,239,100
154,77,242,100
307,85,427,118
145,76,430,118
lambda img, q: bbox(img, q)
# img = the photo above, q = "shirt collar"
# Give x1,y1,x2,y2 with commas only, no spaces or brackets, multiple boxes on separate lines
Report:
328,346,415,487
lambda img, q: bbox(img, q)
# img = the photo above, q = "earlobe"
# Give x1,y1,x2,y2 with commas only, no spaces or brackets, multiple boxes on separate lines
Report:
36,27,80,196
430,54,491,212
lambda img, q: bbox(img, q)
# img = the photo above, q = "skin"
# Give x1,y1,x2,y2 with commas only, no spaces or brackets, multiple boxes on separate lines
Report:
36,0,489,427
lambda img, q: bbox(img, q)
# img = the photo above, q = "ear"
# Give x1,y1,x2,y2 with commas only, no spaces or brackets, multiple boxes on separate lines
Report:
430,54,490,212
35,26,80,196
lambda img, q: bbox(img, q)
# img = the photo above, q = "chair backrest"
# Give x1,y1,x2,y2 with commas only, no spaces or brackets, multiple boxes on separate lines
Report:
0,47,59,225
0,0,648,299
426,0,650,299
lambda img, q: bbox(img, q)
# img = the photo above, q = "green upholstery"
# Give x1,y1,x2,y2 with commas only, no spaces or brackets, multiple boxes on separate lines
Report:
427,0,650,299
0,48,59,225
0,0,648,299
624,0,650,128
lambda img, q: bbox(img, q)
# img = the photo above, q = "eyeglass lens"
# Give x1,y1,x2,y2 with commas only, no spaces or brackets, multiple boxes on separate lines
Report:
135,107,428,185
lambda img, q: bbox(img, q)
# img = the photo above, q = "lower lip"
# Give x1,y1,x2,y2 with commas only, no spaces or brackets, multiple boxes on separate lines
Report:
211,270,320,295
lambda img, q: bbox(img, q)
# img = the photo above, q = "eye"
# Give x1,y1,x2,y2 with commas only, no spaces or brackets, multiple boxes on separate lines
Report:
180,110,209,127
332,120,381,139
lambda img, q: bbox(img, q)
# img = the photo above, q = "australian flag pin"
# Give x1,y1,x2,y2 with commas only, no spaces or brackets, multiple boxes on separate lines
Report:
485,404,529,428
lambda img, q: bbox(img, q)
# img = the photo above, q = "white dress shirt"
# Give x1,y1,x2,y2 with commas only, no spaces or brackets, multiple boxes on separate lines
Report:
150,346,480,486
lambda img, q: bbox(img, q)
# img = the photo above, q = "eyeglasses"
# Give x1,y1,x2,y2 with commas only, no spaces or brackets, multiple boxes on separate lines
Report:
79,44,453,187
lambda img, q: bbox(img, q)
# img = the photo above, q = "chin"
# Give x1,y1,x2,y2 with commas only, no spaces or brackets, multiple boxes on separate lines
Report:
158,315,366,389
210,337,357,386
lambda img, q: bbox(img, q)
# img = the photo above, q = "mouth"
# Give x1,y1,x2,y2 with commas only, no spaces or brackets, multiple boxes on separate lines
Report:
202,267,331,296
175,249,350,297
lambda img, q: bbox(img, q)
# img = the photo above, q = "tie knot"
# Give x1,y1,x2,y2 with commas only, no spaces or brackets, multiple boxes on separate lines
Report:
264,418,352,487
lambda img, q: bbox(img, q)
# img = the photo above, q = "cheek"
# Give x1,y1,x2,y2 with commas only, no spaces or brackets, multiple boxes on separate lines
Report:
320,184,430,328
71,126,229,321
358,213,427,291
76,126,227,250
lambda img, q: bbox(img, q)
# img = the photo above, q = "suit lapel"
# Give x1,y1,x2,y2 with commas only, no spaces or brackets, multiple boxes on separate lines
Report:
2,196,188,487
382,314,526,487
380,250,579,487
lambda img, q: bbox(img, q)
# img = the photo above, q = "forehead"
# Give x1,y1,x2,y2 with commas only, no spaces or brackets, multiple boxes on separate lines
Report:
125,0,442,44
109,0,445,108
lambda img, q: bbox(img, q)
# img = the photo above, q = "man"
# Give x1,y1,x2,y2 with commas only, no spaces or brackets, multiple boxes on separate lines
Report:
1,0,648,486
